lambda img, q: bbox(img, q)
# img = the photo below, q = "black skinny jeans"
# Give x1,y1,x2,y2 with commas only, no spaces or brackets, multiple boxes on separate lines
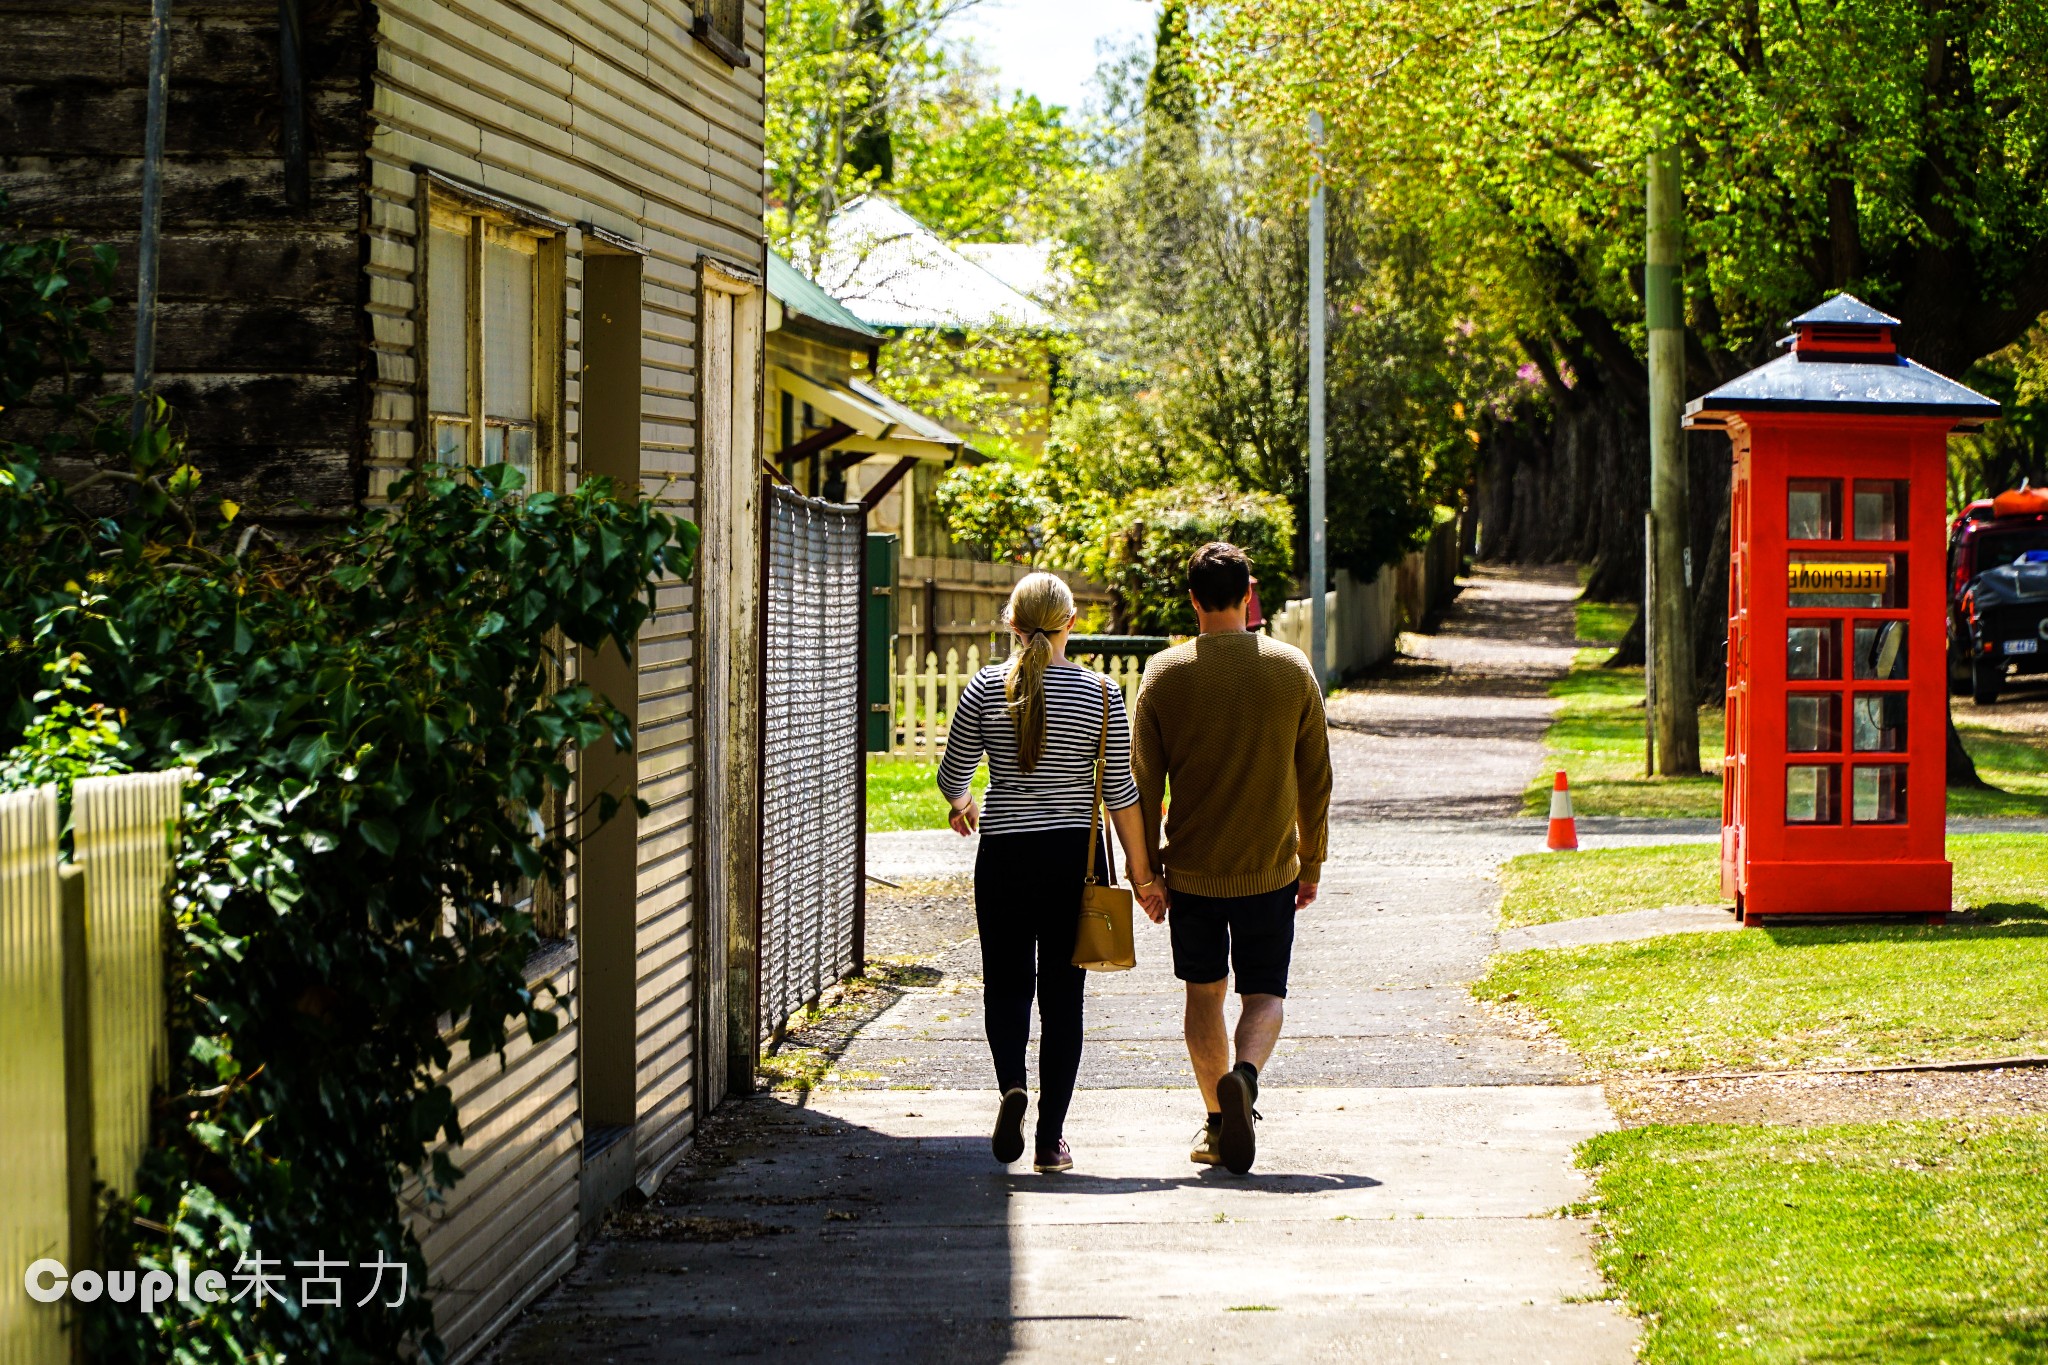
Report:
974,827,1111,1144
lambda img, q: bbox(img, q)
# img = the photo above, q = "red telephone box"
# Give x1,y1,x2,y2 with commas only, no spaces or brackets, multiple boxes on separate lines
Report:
1687,295,1999,922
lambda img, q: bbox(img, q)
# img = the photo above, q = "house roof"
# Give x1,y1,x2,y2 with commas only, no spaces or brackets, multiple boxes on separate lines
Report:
767,251,883,345
772,364,977,462
820,197,1064,334
956,241,1065,306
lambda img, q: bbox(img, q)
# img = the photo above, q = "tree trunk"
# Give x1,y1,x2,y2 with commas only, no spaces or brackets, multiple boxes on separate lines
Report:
1947,708,1989,789
1604,610,1646,668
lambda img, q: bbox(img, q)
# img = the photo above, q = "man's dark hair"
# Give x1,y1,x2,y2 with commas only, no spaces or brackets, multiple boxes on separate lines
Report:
1187,541,1253,612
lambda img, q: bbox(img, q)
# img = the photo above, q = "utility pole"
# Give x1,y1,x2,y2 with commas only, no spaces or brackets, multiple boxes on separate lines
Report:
1646,147,1699,773
1308,112,1328,690
132,0,173,437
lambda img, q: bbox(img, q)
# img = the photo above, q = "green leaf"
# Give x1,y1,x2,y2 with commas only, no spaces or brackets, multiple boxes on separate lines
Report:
357,817,400,857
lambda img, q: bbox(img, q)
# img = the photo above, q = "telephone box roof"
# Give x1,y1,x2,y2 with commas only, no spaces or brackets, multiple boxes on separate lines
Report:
1686,293,1998,425
1789,293,1901,327
1685,353,1999,422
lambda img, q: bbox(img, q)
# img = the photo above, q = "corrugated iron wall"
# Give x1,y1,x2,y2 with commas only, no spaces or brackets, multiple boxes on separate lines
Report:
72,772,181,1202
0,787,66,1365
758,485,865,1046
0,773,185,1365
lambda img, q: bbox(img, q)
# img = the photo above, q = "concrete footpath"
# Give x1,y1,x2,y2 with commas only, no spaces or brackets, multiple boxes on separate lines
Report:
492,567,1637,1363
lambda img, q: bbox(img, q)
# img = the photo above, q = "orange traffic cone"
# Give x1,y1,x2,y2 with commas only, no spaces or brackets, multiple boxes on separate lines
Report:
1546,771,1579,851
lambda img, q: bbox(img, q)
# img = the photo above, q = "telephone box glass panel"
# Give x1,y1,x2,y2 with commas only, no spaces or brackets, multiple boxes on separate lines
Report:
1787,553,1902,608
1787,695,1841,752
1853,481,1907,542
1786,764,1840,824
1787,621,1841,680
1787,479,1841,541
1852,694,1906,752
1851,765,1906,823
1852,620,1907,679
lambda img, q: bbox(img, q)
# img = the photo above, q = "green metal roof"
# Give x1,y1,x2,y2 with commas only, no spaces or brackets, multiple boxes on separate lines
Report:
768,252,883,343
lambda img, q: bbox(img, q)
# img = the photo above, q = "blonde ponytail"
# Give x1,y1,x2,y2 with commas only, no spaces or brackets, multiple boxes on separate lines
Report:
1002,571,1076,772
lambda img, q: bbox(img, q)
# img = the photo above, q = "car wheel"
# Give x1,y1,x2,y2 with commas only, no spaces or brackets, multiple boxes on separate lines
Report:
1972,656,2004,705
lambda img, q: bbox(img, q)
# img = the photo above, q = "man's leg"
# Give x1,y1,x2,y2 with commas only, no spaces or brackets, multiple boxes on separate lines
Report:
1183,979,1231,1111
1228,884,1299,1083
1169,890,1232,1118
1234,993,1285,1073
1212,886,1298,1174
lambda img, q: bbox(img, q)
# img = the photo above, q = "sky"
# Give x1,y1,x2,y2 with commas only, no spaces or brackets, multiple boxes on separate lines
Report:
945,0,1158,114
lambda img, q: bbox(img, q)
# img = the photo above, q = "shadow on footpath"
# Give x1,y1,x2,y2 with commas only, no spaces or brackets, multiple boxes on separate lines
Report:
488,1097,1388,1363
491,1100,1018,1365
1016,1170,1382,1196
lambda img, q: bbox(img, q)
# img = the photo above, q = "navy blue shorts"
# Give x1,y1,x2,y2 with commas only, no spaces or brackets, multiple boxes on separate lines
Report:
1168,882,1298,998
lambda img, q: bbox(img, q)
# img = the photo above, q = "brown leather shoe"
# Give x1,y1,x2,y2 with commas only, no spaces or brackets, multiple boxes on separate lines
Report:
1032,1138,1073,1173
1216,1070,1257,1174
992,1088,1028,1164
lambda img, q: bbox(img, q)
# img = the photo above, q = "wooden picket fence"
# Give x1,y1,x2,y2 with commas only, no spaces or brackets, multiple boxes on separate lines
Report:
888,648,1147,758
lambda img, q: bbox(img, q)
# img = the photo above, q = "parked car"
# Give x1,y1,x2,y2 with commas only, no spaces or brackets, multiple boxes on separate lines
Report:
1949,485,2048,703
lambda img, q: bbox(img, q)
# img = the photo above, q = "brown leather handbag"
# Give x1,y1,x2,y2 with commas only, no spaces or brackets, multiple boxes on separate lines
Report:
1072,677,1137,972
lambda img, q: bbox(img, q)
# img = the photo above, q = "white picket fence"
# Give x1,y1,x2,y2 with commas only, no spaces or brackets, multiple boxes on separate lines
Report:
888,648,1146,758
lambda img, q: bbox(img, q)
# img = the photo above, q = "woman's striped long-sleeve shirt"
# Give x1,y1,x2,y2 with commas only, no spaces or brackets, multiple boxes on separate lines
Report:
936,663,1141,835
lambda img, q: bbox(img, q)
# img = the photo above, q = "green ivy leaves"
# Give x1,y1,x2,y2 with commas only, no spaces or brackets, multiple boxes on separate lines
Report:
0,222,696,1364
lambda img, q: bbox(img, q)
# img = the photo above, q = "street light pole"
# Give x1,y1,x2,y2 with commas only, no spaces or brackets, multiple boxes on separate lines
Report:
132,0,173,436
1308,112,1328,690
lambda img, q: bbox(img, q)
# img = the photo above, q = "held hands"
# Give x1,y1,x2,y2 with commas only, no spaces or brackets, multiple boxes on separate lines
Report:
1131,868,1168,923
948,797,980,837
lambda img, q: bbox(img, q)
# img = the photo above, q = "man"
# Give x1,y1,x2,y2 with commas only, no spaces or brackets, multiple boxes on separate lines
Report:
1131,542,1332,1175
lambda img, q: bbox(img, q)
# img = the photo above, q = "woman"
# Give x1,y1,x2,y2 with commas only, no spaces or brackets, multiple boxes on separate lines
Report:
938,572,1160,1173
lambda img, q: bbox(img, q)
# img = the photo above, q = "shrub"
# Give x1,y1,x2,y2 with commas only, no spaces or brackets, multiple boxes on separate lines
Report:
932,458,1050,562
1104,483,1294,634
1,225,694,1361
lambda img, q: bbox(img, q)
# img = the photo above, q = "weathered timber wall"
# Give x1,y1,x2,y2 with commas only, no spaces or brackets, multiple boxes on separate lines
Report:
0,0,370,519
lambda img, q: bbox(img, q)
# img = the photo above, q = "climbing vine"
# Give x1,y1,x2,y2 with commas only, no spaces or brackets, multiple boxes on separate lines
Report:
1,226,695,1361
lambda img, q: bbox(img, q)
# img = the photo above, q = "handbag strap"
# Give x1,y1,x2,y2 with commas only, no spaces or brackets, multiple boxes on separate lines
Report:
1084,675,1110,886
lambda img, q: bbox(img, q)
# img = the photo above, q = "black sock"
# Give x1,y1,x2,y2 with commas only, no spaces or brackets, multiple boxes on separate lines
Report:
1233,1060,1259,1103
1206,1111,1222,1131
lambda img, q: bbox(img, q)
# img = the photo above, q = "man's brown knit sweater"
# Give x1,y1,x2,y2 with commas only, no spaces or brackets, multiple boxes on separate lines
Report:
1132,631,1332,898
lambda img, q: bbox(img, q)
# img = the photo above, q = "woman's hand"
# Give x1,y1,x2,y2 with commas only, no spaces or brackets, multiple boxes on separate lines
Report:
948,797,980,837
1130,866,1168,923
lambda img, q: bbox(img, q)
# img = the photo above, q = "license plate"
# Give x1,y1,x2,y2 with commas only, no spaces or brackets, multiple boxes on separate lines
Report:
2005,638,2039,655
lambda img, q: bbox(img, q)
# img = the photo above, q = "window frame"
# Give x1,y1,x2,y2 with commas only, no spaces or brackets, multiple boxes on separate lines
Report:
693,0,750,66
414,174,572,939
417,180,566,495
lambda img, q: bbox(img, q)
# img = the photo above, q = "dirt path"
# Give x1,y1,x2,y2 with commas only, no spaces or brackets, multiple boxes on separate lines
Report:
491,567,1636,1364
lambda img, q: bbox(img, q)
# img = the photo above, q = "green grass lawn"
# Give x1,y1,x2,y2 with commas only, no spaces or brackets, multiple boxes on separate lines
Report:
865,755,985,833
1478,898,2048,1074
1523,647,1726,817
1951,723,2048,817
1497,833,2048,928
1537,596,2048,817
1581,1119,2048,1363
1498,843,1725,927
1574,596,1637,649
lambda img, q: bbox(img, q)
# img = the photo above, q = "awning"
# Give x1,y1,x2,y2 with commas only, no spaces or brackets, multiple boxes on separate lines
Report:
771,365,977,462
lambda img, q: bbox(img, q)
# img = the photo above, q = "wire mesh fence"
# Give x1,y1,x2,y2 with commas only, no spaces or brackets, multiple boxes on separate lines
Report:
757,485,865,1048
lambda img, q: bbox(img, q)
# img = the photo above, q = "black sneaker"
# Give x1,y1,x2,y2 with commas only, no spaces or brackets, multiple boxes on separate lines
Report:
1216,1070,1257,1175
992,1087,1028,1164
1033,1138,1073,1173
